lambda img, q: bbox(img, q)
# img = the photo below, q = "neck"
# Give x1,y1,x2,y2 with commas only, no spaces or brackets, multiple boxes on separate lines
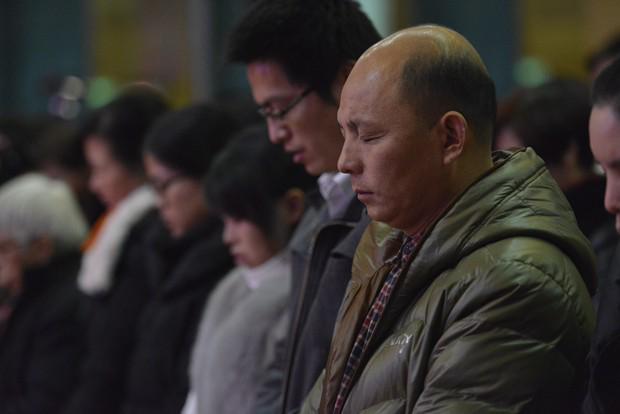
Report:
403,151,493,237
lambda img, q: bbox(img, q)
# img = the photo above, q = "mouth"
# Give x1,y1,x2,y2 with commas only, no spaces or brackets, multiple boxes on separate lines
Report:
353,187,373,202
231,253,247,266
286,147,305,164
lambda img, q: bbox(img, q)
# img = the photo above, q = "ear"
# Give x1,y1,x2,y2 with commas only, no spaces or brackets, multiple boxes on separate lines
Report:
331,61,355,102
279,188,305,225
438,111,468,165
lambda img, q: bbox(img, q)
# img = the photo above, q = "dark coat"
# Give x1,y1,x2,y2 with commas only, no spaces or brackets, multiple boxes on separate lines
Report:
583,236,620,414
564,175,611,241
0,253,83,414
253,188,367,414
282,207,369,414
120,215,233,414
64,209,159,414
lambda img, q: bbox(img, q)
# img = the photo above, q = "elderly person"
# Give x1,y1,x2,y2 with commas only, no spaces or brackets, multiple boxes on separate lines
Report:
0,173,87,414
302,25,595,414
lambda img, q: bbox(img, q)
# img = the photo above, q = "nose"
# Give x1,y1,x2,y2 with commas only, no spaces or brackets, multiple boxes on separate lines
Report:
604,178,620,215
154,192,165,210
337,137,361,175
266,118,290,145
222,217,236,246
88,173,100,195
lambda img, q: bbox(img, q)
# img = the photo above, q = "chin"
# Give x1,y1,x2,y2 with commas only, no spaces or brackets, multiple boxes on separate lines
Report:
365,206,387,224
304,164,322,177
166,223,184,239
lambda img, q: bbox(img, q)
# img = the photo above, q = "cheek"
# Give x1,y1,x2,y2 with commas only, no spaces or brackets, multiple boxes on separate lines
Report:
96,172,125,205
241,226,275,266
164,188,207,231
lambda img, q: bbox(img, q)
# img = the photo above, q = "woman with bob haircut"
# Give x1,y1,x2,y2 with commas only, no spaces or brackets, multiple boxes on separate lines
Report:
182,125,315,414
0,173,87,413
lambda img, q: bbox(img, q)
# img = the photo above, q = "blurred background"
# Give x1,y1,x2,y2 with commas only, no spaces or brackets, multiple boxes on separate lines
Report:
1,0,619,118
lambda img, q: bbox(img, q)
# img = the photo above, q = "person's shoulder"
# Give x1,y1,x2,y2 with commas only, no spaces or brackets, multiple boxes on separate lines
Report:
431,236,594,333
206,268,248,308
455,236,588,292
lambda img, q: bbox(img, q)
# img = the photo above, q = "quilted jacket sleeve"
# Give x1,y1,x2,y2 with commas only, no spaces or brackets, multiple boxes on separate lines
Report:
411,257,593,414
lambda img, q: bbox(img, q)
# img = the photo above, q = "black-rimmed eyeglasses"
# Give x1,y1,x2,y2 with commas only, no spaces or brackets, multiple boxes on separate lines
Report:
151,174,187,195
257,88,312,120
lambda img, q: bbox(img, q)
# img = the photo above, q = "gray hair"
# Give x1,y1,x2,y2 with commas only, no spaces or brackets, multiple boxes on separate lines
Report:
0,173,88,254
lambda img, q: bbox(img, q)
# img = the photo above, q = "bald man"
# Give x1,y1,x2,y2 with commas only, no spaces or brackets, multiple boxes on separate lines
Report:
301,25,595,414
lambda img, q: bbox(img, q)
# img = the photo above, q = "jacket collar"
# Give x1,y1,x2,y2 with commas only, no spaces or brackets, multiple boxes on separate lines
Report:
354,149,595,296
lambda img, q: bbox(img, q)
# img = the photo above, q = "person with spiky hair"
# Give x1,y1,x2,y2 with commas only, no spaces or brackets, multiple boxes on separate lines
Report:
228,1,380,413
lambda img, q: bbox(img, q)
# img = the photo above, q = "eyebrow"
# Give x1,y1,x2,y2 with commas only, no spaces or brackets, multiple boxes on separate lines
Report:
258,93,298,107
348,116,382,131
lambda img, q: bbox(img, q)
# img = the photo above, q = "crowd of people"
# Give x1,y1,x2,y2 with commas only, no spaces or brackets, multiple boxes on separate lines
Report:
0,1,619,413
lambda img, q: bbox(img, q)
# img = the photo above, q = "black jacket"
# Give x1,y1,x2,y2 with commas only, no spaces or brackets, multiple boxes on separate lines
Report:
0,253,83,414
120,215,233,414
64,210,159,414
583,235,620,414
253,189,367,414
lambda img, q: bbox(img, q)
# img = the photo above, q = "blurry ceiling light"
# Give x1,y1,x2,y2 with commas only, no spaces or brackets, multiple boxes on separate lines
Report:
514,56,551,88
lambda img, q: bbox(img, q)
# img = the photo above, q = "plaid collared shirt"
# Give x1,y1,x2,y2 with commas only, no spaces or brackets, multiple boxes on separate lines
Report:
333,234,419,414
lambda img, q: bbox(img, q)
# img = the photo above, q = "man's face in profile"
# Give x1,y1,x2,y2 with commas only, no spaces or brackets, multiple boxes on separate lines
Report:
246,61,344,176
337,55,446,234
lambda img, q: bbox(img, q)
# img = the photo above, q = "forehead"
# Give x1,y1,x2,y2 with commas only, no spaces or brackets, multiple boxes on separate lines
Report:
84,135,113,159
338,58,404,124
144,153,177,177
590,105,620,165
590,105,620,171
246,61,299,101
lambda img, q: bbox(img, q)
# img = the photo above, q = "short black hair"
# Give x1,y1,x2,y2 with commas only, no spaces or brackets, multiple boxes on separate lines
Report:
144,103,240,178
587,33,620,73
509,80,592,168
592,57,620,117
85,86,169,172
206,124,316,237
0,117,34,185
30,119,86,171
228,0,381,102
401,48,497,144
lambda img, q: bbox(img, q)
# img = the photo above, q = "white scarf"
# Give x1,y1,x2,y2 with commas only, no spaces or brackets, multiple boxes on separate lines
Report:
77,185,157,295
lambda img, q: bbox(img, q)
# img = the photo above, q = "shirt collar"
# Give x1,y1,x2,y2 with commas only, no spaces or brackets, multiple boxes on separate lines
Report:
318,172,355,219
241,251,290,290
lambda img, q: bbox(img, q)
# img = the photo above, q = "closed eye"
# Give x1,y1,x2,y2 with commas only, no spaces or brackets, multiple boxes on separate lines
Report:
361,134,384,143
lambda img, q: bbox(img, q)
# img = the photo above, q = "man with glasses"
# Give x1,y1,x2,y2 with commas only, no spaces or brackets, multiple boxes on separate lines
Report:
228,1,380,413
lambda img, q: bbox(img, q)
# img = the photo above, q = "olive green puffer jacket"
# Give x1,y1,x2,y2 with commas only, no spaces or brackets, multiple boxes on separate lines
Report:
302,149,596,414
